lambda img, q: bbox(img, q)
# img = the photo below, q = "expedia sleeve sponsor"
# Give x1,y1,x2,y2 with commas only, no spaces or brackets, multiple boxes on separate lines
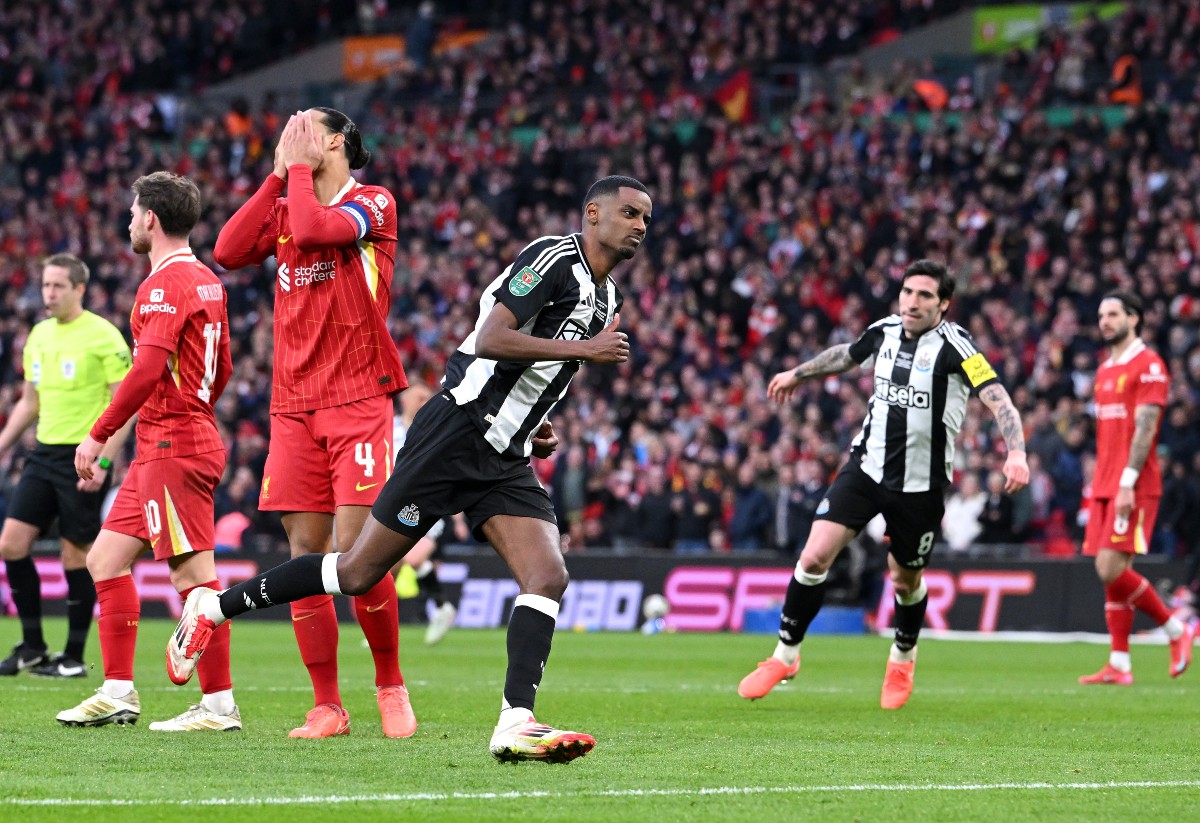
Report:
960,352,998,388
874,376,931,408
139,302,177,315
347,192,389,230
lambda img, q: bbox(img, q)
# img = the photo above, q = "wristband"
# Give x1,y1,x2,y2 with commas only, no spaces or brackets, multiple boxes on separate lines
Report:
97,457,113,471
1119,467,1139,489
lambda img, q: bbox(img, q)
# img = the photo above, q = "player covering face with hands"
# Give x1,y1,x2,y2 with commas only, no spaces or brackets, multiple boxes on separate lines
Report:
171,176,647,762
213,107,412,739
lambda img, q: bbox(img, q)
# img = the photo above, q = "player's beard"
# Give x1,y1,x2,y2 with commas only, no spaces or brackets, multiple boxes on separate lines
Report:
130,230,151,255
1102,326,1131,346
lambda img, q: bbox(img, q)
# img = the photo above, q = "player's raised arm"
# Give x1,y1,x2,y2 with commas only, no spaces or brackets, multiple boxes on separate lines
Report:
213,174,284,269
767,343,855,404
279,111,373,252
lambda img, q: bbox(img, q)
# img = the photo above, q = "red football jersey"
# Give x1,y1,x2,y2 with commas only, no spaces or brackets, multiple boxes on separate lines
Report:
1091,339,1169,499
217,171,407,413
130,248,230,460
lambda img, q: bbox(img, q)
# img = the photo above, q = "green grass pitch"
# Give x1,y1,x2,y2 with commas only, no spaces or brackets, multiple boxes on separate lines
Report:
1,618,1197,822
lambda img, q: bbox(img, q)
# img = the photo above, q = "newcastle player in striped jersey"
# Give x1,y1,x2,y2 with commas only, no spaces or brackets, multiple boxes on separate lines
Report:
739,259,1029,709
168,175,650,762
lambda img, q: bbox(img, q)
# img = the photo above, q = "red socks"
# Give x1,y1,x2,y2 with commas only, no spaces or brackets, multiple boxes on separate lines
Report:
1105,568,1173,652
96,576,140,681
291,594,342,707
354,575,403,687
180,580,232,694
292,577,403,705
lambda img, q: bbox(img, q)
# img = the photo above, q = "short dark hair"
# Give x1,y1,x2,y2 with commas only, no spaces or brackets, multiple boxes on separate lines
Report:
132,172,201,238
583,175,649,210
1102,289,1144,333
902,258,955,301
313,107,371,170
43,253,89,287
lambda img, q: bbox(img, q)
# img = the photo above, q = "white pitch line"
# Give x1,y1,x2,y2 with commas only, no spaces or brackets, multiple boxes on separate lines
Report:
5,781,1199,807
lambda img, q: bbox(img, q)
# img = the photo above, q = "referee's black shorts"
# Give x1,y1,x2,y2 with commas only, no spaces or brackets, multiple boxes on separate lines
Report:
372,392,556,542
815,463,945,569
5,443,111,544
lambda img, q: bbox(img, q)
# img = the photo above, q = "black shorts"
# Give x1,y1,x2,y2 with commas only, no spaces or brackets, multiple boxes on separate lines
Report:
372,392,556,541
5,444,111,544
815,463,945,569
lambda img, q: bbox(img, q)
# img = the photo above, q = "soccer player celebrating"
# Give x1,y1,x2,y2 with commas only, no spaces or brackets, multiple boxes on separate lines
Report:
170,175,650,762
1078,291,1194,685
0,254,133,679
57,172,238,730
738,260,1029,709
213,109,413,739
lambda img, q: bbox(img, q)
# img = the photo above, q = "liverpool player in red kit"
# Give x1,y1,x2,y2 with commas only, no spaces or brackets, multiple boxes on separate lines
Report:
57,172,239,730
213,108,414,738
1079,291,1194,685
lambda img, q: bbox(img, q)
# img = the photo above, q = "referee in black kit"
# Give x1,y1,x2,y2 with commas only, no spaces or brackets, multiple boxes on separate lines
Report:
0,254,134,677
737,259,1030,709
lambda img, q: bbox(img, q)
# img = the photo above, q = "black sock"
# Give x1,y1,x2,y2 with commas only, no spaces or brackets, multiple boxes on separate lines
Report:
64,568,96,661
504,604,555,712
893,593,928,652
4,557,44,650
779,574,826,646
217,553,328,618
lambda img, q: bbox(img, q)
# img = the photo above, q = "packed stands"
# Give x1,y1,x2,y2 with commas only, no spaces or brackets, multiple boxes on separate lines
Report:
1,1,1198,566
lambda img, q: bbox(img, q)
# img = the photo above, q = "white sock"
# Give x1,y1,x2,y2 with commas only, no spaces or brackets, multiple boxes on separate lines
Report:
889,645,917,664
201,689,236,716
1109,651,1132,672
795,568,828,586
1162,617,1183,640
100,679,134,699
896,578,928,606
201,591,228,624
513,592,560,620
497,705,535,730
773,641,800,666
322,552,343,595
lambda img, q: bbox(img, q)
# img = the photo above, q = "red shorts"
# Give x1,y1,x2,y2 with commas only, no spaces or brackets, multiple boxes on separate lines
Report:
103,450,226,561
1082,496,1160,556
260,394,392,514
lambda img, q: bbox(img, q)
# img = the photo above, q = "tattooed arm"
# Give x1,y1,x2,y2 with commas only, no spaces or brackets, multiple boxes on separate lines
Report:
766,344,856,404
978,383,1030,494
1114,404,1163,521
1126,404,1163,475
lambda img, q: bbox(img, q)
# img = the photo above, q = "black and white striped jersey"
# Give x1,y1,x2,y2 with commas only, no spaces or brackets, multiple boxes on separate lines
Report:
845,315,1001,492
443,233,622,458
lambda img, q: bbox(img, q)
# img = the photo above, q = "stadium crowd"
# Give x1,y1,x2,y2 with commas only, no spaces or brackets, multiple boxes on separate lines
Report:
1,0,1199,571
